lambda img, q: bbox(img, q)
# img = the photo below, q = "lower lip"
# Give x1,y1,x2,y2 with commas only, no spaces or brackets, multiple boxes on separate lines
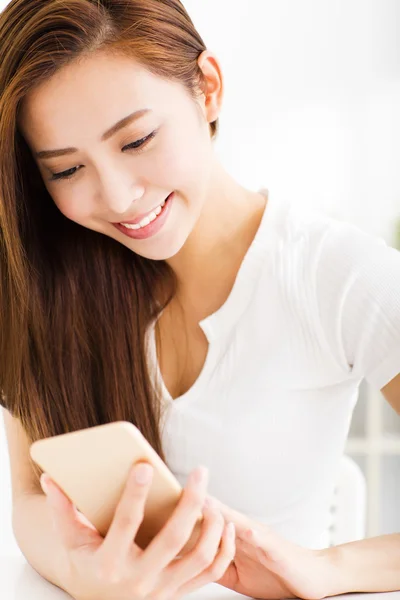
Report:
113,192,174,240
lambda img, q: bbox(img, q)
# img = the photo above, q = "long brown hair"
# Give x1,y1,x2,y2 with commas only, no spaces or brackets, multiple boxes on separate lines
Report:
0,0,218,482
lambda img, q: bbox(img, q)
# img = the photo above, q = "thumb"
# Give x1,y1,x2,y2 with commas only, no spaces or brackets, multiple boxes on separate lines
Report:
40,473,101,549
212,497,252,534
237,528,287,570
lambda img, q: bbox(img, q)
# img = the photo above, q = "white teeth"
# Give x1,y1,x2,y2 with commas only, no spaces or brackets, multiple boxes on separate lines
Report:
140,215,151,227
121,222,141,230
120,198,167,230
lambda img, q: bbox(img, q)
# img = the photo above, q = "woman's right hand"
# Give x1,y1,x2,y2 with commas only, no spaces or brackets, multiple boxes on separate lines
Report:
40,463,235,600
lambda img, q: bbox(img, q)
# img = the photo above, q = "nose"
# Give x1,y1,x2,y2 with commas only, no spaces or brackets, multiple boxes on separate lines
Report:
98,169,145,217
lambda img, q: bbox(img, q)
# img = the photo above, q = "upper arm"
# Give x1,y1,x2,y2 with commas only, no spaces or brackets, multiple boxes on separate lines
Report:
381,373,400,415
2,407,42,504
315,220,400,389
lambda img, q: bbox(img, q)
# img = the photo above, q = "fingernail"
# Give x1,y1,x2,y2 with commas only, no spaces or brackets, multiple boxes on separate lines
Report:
40,473,49,495
134,463,153,485
191,466,208,485
243,528,252,538
40,475,59,508
228,522,235,538
204,497,216,510
245,528,258,543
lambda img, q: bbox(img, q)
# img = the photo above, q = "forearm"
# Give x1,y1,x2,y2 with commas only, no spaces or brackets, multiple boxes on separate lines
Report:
12,493,71,594
325,533,400,595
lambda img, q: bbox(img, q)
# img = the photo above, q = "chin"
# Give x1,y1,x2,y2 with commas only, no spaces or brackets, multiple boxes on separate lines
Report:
130,234,189,262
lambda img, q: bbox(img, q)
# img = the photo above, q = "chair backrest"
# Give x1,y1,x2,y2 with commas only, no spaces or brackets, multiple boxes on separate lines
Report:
328,454,367,546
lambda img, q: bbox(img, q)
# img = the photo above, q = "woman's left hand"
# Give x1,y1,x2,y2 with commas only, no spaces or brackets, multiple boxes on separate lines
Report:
213,500,338,600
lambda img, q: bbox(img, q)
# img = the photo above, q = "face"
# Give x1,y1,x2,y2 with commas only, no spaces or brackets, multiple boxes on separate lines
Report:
19,51,217,260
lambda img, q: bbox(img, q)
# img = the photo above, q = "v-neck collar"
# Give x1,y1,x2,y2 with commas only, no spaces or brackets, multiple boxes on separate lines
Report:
197,187,280,342
146,187,283,403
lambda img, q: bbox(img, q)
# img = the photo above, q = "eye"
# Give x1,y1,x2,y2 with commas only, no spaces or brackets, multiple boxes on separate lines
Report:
122,130,157,153
49,130,158,182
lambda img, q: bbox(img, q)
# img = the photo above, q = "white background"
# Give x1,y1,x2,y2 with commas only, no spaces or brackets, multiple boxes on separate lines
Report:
185,0,400,242
1,0,399,556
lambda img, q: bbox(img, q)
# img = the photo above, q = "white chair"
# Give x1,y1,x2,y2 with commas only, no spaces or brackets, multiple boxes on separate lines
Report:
328,454,367,546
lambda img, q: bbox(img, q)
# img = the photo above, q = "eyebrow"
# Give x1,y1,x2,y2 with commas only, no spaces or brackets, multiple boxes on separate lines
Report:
35,108,151,160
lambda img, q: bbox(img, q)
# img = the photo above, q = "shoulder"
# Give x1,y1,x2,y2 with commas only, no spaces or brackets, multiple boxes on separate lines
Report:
268,197,397,272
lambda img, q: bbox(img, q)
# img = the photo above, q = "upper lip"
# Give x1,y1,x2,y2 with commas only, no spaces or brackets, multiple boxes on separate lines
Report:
114,194,170,225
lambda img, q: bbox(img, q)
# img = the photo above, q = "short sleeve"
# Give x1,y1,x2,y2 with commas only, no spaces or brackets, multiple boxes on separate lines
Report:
315,220,400,390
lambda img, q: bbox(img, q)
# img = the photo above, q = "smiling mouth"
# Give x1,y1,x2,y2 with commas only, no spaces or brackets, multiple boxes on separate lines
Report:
116,192,173,231
118,199,167,230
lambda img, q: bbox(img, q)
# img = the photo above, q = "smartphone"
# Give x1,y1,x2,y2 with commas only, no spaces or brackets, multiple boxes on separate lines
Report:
30,421,203,550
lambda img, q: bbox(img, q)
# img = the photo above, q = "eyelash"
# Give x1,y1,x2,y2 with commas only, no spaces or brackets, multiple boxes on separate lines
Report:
49,130,157,182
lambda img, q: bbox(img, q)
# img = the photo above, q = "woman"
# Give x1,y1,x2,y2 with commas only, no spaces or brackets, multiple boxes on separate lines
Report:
1,1,399,599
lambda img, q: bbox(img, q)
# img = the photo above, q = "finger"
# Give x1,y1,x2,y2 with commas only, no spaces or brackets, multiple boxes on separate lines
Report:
41,474,94,549
238,528,284,566
213,497,251,535
73,506,99,532
176,521,236,597
139,466,208,575
238,523,280,546
165,497,225,585
99,462,153,564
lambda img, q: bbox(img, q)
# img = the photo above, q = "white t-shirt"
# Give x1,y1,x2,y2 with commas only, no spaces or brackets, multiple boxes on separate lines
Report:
146,189,400,549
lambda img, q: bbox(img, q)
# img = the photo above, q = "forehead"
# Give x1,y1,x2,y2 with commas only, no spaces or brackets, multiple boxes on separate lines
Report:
19,52,183,147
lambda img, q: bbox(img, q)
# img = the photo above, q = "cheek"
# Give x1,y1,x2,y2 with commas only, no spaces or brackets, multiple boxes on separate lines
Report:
151,127,210,187
52,192,92,224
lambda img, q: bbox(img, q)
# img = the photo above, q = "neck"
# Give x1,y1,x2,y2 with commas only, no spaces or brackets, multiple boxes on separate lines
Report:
166,161,267,313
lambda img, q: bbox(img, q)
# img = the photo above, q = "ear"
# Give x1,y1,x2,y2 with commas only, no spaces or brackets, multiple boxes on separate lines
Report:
196,50,224,124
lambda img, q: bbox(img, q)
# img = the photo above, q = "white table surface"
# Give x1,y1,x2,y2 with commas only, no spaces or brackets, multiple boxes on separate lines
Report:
1,556,400,600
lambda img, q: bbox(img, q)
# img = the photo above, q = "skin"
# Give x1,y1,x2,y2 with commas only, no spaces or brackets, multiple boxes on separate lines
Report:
17,47,269,597
19,49,267,306
40,464,237,599
18,47,400,598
